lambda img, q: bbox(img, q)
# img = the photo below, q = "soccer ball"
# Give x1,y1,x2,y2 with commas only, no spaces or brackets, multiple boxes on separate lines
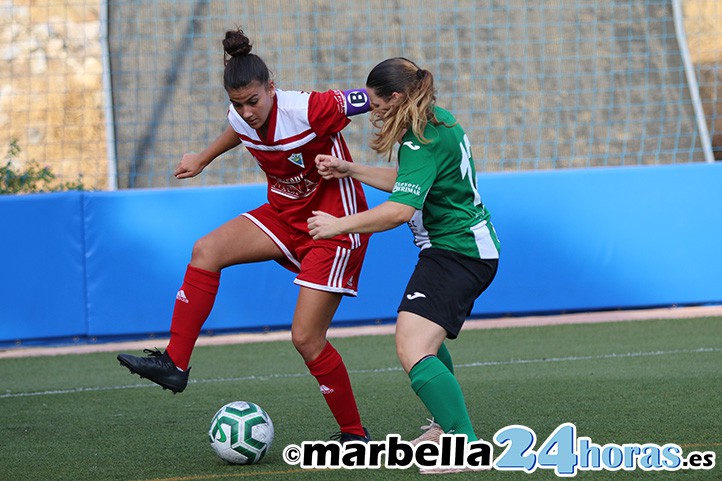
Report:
208,401,274,464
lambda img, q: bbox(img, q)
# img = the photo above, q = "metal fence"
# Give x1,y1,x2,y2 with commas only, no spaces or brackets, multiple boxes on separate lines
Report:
2,0,720,190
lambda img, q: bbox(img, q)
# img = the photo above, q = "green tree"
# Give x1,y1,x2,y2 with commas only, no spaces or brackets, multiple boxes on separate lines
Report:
1,139,86,194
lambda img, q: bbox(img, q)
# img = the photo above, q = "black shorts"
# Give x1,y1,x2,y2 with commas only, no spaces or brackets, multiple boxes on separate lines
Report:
397,247,498,339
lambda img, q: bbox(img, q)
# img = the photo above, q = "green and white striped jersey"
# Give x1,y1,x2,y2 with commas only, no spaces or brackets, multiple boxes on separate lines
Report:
388,107,500,260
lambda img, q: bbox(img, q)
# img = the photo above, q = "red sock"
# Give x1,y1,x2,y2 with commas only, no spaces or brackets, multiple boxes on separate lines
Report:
305,342,365,437
165,264,220,370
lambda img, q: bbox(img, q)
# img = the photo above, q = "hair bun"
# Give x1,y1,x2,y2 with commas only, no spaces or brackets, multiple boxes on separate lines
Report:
223,28,253,57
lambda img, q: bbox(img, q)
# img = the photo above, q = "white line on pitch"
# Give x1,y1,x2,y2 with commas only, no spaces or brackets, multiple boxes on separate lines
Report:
0,347,718,399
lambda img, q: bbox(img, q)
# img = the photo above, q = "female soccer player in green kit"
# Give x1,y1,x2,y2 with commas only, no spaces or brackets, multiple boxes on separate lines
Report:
308,57,500,471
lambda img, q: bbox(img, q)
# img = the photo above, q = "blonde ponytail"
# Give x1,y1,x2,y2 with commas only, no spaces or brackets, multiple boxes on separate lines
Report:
366,59,447,158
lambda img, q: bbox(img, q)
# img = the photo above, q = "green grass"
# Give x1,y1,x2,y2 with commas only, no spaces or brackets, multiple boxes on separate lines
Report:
1,317,720,480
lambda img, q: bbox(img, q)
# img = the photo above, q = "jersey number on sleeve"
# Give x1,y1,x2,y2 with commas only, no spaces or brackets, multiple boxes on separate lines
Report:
460,134,482,206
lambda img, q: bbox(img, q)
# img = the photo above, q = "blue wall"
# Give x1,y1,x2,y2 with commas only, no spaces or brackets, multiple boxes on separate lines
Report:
1,163,720,345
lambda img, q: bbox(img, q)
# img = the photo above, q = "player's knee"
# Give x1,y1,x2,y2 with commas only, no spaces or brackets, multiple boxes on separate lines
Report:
291,329,324,362
396,338,432,373
190,235,218,267
395,339,414,373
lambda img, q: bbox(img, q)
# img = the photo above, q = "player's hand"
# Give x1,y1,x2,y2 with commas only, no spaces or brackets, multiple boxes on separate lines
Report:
174,153,207,179
308,210,342,240
315,154,352,180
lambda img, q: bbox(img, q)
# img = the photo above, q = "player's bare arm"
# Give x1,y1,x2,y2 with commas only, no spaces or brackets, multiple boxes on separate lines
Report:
315,154,397,192
175,126,242,179
308,201,415,240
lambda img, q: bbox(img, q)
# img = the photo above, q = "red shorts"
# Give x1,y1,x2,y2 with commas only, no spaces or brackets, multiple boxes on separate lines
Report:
242,204,369,296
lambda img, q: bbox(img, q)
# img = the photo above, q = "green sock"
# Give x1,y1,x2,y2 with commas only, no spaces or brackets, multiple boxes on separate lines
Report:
409,356,477,441
436,342,454,374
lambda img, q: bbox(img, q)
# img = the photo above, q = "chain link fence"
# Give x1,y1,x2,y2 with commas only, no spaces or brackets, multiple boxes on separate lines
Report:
2,0,720,191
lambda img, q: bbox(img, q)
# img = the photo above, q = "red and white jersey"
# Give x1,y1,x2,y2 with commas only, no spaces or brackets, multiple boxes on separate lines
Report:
227,89,368,248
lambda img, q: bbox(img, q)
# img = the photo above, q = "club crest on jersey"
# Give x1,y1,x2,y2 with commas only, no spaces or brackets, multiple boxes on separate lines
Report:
288,152,304,168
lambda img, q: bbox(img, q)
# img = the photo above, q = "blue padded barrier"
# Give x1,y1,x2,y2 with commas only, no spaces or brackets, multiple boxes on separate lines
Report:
1,163,720,345
82,184,416,337
476,163,722,314
83,185,296,337
0,192,86,342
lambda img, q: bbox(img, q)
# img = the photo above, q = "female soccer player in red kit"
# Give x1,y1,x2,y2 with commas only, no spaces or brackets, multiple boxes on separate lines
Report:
118,28,371,442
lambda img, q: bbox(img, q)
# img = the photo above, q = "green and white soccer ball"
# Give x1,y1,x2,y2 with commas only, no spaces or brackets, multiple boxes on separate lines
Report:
208,401,274,464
